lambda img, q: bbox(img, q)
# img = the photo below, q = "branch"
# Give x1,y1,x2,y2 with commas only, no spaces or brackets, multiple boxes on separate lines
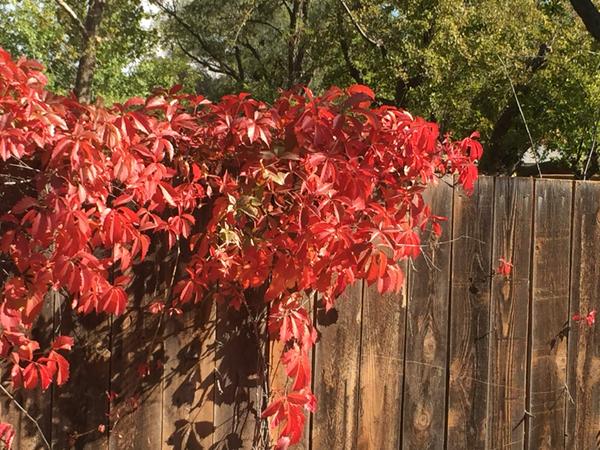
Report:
152,0,240,80
0,383,51,449
569,0,600,42
338,0,386,56
336,7,363,84
175,40,237,78
54,0,87,37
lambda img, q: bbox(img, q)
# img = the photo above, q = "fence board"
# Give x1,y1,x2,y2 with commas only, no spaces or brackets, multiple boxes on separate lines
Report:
527,179,573,449
402,181,453,450
109,253,165,450
1,295,54,450
566,181,600,450
212,300,265,449
447,176,495,448
267,294,313,450
486,177,533,450
52,310,111,449
312,282,362,450
161,300,215,450
357,263,407,450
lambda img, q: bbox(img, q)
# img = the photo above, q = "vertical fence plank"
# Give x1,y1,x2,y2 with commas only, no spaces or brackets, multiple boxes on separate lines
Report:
212,300,265,449
1,296,54,450
109,252,164,450
312,282,363,450
486,177,533,450
402,181,453,450
267,294,313,450
446,176,494,448
52,299,110,449
357,262,407,450
527,179,572,449
566,181,600,450
161,300,215,449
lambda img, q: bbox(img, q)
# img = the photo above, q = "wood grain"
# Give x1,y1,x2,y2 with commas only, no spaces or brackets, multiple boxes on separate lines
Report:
446,176,494,448
566,181,600,450
527,179,573,450
109,250,165,450
267,294,313,450
312,282,363,450
2,294,54,450
161,300,215,450
52,293,111,449
357,263,407,450
212,298,266,449
401,180,453,450
486,177,533,450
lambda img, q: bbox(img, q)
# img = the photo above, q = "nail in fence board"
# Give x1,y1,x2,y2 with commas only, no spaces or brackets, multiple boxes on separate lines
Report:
527,179,572,449
402,180,453,450
566,181,600,450
486,177,532,449
312,282,363,450
447,176,494,448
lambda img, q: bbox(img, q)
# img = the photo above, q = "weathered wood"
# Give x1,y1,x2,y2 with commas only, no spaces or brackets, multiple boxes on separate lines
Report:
52,307,111,449
357,263,407,450
446,176,495,448
486,177,533,450
161,300,215,450
109,252,165,450
401,180,453,450
527,179,573,450
212,298,266,449
267,294,313,450
1,294,54,450
312,282,363,450
565,181,600,450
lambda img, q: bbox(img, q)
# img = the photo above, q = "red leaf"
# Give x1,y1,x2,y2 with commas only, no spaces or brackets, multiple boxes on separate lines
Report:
0,422,15,449
52,335,74,351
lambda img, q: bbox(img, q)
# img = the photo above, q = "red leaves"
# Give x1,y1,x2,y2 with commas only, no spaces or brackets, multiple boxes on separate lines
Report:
52,335,74,351
0,422,15,449
262,389,316,445
573,310,596,327
497,257,513,277
0,48,483,447
282,345,311,391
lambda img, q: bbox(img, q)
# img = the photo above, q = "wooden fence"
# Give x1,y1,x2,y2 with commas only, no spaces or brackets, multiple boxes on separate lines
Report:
2,176,600,449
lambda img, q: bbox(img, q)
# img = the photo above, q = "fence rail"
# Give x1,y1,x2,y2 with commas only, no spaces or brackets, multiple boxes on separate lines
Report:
2,176,600,449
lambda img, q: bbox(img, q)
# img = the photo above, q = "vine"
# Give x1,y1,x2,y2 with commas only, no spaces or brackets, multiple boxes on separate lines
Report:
0,47,481,448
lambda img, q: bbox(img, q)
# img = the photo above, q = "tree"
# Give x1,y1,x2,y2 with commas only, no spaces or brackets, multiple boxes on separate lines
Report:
0,0,192,103
54,0,107,102
570,0,600,42
156,0,600,175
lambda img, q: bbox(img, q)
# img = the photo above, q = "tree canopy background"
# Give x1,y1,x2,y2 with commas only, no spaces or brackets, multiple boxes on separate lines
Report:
0,0,599,175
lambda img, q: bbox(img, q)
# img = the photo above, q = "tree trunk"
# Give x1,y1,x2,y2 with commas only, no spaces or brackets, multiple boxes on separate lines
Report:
74,0,106,103
569,0,600,42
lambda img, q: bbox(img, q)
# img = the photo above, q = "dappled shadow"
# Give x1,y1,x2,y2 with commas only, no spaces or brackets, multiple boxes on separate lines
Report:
10,242,268,449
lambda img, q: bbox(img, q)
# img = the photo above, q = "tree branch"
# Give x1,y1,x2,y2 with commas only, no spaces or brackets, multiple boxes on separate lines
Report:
54,0,87,36
569,0,600,42
152,0,240,80
0,383,51,449
175,40,237,78
338,0,386,56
